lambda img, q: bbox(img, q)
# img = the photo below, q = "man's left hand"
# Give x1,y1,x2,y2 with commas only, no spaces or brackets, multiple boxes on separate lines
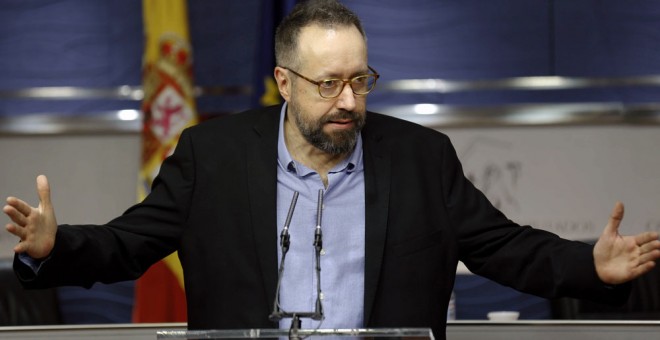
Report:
594,202,660,285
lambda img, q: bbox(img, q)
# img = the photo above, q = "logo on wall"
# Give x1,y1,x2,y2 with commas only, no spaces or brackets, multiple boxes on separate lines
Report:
460,137,522,213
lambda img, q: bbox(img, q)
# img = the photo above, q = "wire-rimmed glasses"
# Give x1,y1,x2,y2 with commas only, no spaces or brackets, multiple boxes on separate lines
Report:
282,66,379,99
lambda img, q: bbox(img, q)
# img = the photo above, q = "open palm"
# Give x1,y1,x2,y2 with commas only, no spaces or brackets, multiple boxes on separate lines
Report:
3,175,58,259
593,202,660,285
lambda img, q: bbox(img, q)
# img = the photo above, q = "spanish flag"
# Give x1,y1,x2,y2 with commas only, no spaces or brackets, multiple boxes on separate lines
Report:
133,0,197,323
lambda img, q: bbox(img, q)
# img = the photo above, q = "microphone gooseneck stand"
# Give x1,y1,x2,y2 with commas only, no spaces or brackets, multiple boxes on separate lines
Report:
312,189,324,322
269,191,298,322
269,190,325,340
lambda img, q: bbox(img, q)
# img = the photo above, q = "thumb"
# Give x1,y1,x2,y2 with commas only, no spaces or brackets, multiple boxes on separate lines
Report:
603,201,624,238
36,175,52,208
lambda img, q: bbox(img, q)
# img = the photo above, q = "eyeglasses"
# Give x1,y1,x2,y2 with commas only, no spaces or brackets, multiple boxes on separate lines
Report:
282,66,380,99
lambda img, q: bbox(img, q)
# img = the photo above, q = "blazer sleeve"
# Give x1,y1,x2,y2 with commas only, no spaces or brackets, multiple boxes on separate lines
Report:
15,128,197,289
440,135,630,305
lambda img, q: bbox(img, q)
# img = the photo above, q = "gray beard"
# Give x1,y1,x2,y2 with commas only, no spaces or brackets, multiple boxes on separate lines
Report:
292,108,365,155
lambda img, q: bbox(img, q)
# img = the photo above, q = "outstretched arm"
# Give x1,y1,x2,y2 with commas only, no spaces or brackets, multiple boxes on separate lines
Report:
594,202,660,285
3,175,58,260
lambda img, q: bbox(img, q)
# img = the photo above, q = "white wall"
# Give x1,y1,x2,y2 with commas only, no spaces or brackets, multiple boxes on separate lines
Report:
444,125,660,240
0,134,141,259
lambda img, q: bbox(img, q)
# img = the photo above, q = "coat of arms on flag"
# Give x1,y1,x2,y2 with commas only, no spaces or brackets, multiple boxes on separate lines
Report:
140,34,197,192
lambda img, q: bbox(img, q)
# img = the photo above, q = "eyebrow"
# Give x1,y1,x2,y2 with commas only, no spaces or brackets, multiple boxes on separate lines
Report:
320,68,371,79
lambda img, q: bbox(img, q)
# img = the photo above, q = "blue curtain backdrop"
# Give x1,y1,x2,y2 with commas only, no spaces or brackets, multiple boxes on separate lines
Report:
2,0,660,117
0,0,143,116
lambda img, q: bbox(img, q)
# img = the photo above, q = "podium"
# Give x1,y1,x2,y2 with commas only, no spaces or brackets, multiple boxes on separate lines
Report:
156,328,435,340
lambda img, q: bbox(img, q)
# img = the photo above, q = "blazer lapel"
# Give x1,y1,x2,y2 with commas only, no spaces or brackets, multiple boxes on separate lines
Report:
361,117,391,325
246,106,281,317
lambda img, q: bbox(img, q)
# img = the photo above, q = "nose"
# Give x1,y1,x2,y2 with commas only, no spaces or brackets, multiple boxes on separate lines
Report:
335,82,356,111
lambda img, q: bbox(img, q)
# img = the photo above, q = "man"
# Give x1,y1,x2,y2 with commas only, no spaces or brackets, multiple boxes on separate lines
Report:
4,1,660,339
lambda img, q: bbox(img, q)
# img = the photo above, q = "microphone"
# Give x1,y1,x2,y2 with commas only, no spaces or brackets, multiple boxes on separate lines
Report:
312,189,324,321
268,189,325,331
269,191,299,322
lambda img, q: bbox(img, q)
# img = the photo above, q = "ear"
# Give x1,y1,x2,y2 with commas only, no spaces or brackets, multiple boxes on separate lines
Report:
274,67,291,102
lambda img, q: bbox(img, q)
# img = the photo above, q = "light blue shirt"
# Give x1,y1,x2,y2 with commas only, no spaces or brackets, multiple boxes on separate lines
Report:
276,103,366,330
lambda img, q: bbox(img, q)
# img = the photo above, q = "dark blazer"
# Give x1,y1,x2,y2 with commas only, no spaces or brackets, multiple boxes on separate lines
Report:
16,105,628,339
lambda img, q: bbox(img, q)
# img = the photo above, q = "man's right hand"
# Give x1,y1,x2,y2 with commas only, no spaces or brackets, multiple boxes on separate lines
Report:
3,175,58,259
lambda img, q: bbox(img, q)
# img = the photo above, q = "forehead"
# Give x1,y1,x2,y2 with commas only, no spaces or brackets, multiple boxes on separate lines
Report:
296,24,367,75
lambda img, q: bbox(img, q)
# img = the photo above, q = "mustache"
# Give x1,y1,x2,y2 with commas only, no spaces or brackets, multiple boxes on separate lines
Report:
321,110,362,123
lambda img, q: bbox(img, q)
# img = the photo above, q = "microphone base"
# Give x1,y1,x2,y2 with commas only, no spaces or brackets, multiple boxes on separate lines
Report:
270,311,323,340
289,316,302,340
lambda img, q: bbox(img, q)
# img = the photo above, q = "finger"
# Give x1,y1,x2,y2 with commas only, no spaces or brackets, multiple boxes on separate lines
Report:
603,201,625,237
36,175,52,207
639,238,660,253
639,249,660,264
13,241,28,254
631,260,656,278
5,223,26,240
5,196,32,217
635,237,660,252
3,205,28,226
635,231,660,247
